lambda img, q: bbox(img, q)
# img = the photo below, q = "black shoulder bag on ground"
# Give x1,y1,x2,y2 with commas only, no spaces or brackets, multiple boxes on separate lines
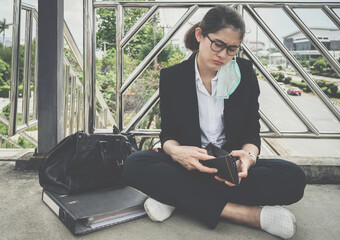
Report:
39,127,137,195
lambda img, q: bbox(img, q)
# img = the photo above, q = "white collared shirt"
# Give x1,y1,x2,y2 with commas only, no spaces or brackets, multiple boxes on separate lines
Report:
195,55,226,148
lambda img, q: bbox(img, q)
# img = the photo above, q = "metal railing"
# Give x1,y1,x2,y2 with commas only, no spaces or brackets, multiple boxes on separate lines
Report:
0,133,22,149
4,1,340,151
2,0,116,148
84,1,340,139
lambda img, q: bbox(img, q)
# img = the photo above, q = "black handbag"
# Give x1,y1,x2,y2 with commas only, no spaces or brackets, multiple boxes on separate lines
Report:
39,129,137,195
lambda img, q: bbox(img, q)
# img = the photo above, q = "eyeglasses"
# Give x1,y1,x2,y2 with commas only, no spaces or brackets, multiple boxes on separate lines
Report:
204,34,242,56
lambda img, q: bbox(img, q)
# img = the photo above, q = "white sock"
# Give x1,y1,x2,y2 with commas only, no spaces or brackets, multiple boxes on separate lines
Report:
144,197,175,222
260,206,296,239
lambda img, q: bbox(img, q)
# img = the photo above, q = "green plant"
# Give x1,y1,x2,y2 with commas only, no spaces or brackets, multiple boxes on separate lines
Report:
17,136,36,148
336,90,340,98
327,83,338,96
273,72,285,82
0,104,10,135
290,80,307,89
2,103,10,118
0,85,10,97
313,58,327,72
299,60,309,68
283,76,292,84
316,79,327,88
0,58,10,86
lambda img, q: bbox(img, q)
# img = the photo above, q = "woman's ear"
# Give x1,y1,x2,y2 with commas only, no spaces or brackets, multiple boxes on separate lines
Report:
195,27,203,43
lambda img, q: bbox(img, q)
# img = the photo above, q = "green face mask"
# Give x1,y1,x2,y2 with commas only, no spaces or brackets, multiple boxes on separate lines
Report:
216,58,241,99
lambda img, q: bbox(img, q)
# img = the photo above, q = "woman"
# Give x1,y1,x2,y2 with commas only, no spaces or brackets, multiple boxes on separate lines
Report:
124,6,306,239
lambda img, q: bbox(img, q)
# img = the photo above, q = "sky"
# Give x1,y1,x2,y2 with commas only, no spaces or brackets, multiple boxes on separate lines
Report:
0,0,340,52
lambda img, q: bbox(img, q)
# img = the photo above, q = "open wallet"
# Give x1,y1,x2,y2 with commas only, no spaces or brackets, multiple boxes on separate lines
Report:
199,143,240,186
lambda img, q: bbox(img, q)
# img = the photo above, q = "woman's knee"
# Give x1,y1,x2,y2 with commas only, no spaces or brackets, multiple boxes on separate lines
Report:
284,163,307,203
295,166,307,199
124,151,164,182
124,151,149,176
260,159,307,204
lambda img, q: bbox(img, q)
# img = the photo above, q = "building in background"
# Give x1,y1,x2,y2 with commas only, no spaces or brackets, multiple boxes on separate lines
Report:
283,28,340,61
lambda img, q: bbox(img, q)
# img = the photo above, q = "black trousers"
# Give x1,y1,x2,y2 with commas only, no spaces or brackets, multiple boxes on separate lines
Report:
124,150,306,229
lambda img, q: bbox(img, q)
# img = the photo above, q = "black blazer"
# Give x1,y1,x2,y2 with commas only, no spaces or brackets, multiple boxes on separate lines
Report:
159,54,261,153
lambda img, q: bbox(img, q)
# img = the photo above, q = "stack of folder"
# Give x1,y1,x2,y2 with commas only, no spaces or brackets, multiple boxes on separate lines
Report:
42,186,147,235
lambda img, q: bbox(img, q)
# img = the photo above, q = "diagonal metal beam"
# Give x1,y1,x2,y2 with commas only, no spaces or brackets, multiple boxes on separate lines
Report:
322,5,340,29
244,4,340,122
123,90,160,133
120,5,199,94
242,43,319,135
283,5,340,76
259,110,281,136
121,5,159,48
0,115,37,146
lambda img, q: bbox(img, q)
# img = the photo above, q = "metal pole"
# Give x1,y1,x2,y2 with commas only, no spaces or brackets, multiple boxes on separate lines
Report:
121,5,159,48
23,10,33,125
63,64,70,136
8,0,21,136
116,4,124,130
322,6,340,30
259,110,281,136
124,90,160,133
37,0,65,153
84,0,95,133
70,75,76,134
33,10,38,120
94,1,340,8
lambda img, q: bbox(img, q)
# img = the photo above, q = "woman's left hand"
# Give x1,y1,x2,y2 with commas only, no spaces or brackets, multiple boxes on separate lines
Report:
214,150,255,187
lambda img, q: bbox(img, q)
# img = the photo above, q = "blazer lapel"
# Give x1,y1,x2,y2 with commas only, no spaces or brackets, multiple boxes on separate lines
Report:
175,55,202,147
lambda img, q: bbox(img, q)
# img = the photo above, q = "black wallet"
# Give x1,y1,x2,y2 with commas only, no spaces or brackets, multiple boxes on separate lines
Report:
199,143,239,185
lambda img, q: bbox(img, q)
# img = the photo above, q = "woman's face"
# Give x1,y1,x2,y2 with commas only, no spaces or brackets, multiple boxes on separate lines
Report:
195,27,241,73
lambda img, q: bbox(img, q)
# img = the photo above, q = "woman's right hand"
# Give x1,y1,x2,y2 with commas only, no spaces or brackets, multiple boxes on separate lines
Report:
168,145,217,174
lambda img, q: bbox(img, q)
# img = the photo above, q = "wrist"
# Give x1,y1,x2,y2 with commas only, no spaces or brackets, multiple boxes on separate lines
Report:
248,153,257,166
163,140,180,157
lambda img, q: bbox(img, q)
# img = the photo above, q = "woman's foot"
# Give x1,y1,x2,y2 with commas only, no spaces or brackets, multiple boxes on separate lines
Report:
221,203,296,239
260,205,296,239
144,197,175,222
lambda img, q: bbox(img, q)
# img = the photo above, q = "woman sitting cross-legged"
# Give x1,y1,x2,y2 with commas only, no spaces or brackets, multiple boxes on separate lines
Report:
124,6,306,239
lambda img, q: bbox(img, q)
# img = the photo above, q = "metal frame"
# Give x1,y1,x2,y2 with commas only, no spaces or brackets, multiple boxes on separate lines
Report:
244,5,340,122
0,133,22,148
8,2,38,137
8,0,22,136
3,0,115,149
4,1,340,151
88,1,340,139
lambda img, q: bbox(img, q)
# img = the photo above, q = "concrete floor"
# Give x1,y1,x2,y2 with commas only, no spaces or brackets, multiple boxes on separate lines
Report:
1,161,340,240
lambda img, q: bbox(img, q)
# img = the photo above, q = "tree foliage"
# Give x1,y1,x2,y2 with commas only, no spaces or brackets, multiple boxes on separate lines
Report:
0,58,10,86
0,18,12,49
313,58,327,72
96,6,149,54
0,18,12,35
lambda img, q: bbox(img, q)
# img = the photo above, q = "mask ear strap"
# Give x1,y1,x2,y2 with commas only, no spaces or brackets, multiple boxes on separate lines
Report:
233,55,237,61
